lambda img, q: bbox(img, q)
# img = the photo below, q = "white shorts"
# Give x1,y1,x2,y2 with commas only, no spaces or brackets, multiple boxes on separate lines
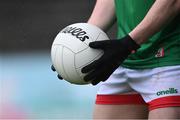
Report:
95,65,180,111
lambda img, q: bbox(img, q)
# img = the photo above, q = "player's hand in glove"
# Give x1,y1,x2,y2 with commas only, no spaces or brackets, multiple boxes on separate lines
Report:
81,35,140,85
51,65,63,80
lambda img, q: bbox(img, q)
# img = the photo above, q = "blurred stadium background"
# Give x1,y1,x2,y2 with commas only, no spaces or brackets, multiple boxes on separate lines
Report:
0,0,116,119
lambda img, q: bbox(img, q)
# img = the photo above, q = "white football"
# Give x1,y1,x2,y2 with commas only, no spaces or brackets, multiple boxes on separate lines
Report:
51,23,109,85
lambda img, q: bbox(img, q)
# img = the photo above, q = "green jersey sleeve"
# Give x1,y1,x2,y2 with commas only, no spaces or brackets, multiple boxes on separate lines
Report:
115,0,180,69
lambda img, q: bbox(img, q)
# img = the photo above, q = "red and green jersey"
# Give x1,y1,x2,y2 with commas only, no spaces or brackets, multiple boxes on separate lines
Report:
115,0,180,69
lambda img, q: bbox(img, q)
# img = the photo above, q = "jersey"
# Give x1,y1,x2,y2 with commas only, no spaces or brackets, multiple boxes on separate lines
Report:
115,0,180,69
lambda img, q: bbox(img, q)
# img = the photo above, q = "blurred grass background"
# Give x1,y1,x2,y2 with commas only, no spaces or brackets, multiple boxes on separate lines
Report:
0,0,116,119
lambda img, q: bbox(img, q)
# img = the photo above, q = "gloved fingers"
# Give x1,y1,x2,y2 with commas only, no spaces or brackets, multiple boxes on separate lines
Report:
84,69,98,82
91,79,101,86
51,65,63,80
89,40,109,49
83,65,109,85
90,73,109,85
81,60,99,73
51,65,56,71
81,53,109,74
91,65,115,84
57,74,63,80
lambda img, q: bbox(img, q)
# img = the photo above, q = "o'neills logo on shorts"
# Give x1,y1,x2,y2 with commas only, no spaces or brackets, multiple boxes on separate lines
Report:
156,88,178,96
61,26,89,42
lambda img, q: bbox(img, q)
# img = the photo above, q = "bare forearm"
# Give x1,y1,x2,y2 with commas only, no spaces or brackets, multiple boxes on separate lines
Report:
129,0,180,45
88,0,116,31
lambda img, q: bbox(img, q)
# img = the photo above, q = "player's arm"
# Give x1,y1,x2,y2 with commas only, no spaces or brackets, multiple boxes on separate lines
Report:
51,0,116,80
82,0,180,85
87,0,116,32
130,0,180,44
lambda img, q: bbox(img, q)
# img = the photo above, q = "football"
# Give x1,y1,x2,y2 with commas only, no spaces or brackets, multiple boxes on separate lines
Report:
51,23,109,85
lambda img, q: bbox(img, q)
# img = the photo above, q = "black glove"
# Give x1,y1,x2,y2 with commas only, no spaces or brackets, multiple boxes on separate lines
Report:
81,35,140,85
51,65,63,79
